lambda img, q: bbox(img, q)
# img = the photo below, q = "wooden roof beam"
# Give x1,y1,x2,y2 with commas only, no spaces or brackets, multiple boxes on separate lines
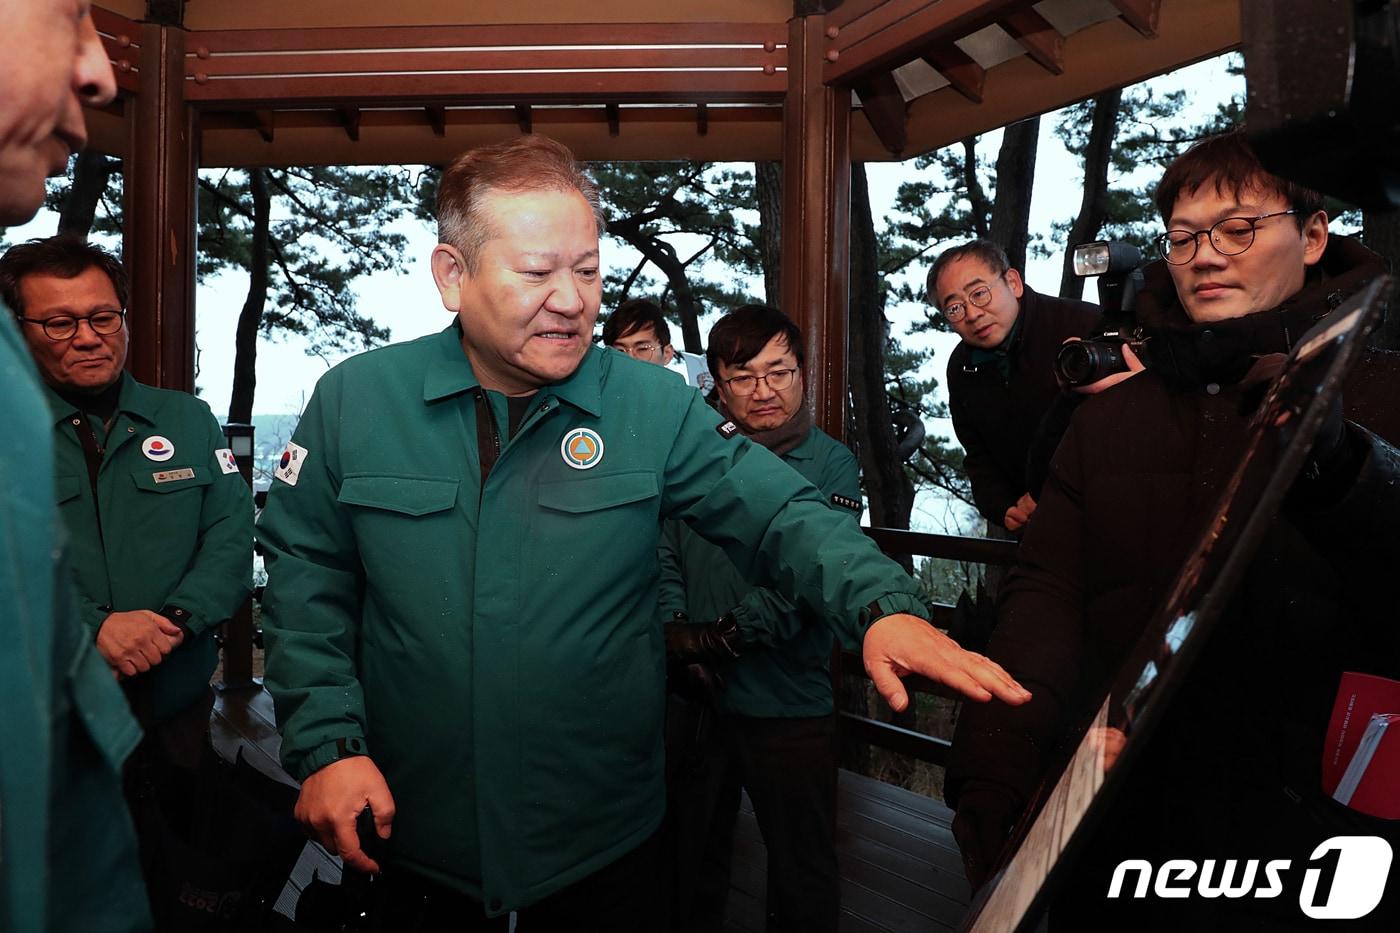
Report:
339,107,361,142
999,8,1064,75
696,102,709,136
921,44,985,104
1109,0,1162,39
426,105,446,137
515,104,532,134
606,104,621,137
853,70,907,155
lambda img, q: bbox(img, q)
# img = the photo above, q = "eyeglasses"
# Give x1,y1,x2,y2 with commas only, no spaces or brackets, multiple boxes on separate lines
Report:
17,308,127,341
1156,210,1298,265
941,274,1004,322
616,341,665,360
724,368,797,397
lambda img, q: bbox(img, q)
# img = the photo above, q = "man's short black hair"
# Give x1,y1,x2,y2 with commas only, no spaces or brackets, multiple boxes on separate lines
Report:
601,297,671,347
706,304,804,381
0,235,129,317
926,240,1012,308
1154,129,1325,228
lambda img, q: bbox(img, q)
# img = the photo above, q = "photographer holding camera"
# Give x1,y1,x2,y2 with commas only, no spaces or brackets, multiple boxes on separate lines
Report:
946,130,1400,930
930,242,1099,534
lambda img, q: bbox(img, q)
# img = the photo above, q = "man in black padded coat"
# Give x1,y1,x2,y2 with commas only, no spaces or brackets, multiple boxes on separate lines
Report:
947,130,1400,931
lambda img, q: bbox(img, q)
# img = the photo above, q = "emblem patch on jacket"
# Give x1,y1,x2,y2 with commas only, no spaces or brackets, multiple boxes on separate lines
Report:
274,441,309,486
215,448,240,475
831,493,862,513
716,420,739,440
561,428,604,470
142,435,175,462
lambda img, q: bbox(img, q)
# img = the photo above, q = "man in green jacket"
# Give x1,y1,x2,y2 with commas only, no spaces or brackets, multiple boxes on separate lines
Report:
0,4,150,931
257,134,1028,932
658,304,862,932
2,236,254,923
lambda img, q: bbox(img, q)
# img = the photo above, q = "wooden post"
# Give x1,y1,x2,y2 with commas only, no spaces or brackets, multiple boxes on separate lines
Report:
781,13,851,441
125,22,197,392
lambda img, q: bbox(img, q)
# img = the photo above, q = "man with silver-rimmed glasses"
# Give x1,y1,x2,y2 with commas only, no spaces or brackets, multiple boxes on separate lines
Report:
928,240,1099,535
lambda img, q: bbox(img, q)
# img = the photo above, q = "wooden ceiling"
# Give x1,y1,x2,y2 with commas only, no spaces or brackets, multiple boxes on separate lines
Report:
87,0,1240,167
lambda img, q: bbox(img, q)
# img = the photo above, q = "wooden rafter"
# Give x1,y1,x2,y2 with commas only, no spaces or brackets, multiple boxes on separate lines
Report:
921,44,985,104
823,0,1021,85
999,7,1064,75
606,104,621,137
515,105,532,134
696,102,709,136
853,70,907,155
1108,0,1162,39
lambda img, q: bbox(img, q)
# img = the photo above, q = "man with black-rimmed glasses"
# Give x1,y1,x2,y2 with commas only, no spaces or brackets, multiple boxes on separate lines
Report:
929,240,1099,534
947,130,1400,930
2,235,252,928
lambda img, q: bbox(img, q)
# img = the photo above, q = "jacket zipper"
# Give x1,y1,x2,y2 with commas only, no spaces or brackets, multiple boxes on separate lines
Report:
473,388,502,502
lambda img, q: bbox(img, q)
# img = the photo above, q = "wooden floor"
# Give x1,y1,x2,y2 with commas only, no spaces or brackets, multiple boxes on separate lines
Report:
212,684,972,931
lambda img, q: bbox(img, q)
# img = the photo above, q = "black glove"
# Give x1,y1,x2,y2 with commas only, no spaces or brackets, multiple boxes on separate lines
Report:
950,783,1022,892
1290,395,1363,508
664,613,742,665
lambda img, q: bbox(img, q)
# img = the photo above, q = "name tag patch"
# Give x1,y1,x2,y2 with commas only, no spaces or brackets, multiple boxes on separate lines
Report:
831,493,862,513
153,468,196,484
274,441,309,486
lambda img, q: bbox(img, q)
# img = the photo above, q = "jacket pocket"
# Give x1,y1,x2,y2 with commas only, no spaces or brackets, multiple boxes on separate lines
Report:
67,637,143,773
538,470,658,514
129,466,216,494
55,473,84,503
338,473,459,516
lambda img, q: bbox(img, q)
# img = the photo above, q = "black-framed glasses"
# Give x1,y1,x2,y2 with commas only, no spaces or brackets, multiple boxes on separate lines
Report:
941,272,1005,322
18,308,126,341
724,368,797,396
1156,210,1298,265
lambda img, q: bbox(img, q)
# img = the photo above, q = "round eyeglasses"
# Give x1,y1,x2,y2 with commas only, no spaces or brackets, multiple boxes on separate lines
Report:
18,308,127,341
940,272,1008,323
616,341,664,360
1156,210,1298,265
723,368,797,397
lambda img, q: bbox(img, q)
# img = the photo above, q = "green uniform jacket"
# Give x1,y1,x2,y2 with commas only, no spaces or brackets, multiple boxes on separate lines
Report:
256,325,929,915
0,311,149,933
47,372,254,722
657,425,863,717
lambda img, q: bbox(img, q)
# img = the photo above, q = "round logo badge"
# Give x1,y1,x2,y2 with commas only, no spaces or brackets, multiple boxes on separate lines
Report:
142,435,175,462
560,428,604,470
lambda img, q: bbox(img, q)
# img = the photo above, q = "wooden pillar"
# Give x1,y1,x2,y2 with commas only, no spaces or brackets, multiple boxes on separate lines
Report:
781,13,852,441
125,22,197,392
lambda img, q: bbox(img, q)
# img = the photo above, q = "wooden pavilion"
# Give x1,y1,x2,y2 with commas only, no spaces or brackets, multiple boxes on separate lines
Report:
86,2,1242,927
88,0,1238,433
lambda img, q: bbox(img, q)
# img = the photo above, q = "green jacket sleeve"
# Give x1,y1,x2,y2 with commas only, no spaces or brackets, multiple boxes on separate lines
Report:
729,440,865,649
162,410,255,636
660,392,928,647
656,520,688,622
255,374,371,781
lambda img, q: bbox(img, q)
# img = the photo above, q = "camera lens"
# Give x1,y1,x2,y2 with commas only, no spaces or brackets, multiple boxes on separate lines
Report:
1055,340,1127,387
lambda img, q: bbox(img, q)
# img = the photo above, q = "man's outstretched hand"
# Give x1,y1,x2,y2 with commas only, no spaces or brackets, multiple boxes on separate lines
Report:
863,613,1031,712
295,756,396,874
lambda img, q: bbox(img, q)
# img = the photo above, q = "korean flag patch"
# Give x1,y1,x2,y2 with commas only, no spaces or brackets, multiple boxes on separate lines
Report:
273,441,309,486
215,448,240,475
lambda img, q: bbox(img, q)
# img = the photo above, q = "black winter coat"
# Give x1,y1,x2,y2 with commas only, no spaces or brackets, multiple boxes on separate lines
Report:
948,367,1400,930
947,286,1099,525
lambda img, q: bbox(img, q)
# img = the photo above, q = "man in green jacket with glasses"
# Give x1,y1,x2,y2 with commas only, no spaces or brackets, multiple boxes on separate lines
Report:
258,134,1029,932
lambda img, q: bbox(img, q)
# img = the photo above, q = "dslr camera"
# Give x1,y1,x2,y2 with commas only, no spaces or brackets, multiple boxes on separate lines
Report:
1054,240,1150,388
